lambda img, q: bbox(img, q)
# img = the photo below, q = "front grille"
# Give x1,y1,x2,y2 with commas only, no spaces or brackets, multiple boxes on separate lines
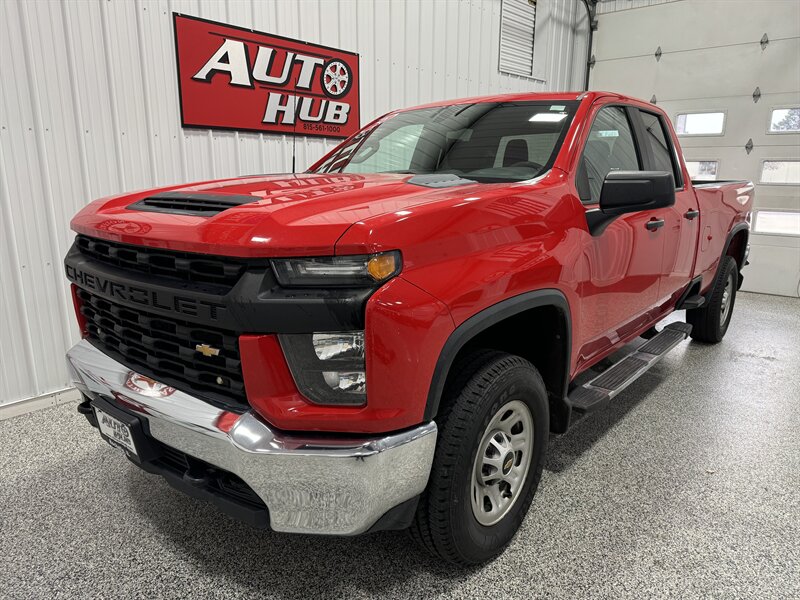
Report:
75,235,249,289
77,288,247,409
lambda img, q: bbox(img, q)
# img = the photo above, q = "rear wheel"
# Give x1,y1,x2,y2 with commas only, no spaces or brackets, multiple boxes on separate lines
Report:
687,255,739,343
409,350,549,565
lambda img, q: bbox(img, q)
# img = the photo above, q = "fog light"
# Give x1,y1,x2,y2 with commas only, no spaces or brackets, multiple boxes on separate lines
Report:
279,331,368,406
312,332,364,360
323,371,366,393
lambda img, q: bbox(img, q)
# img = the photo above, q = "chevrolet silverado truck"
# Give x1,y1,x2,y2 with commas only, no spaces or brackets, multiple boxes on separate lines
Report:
65,91,752,565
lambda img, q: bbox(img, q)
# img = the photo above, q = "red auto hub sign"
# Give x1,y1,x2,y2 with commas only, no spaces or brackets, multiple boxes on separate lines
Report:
173,14,360,138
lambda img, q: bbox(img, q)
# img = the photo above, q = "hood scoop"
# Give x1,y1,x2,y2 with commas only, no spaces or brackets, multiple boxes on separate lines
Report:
128,191,258,217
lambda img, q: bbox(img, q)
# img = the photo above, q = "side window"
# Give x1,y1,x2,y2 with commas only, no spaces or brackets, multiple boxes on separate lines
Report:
578,106,641,203
639,110,682,187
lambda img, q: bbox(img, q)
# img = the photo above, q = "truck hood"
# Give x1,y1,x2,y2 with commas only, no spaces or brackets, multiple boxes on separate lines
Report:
70,173,487,257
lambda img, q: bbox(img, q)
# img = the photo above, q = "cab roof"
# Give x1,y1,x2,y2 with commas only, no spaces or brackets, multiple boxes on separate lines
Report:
394,91,628,113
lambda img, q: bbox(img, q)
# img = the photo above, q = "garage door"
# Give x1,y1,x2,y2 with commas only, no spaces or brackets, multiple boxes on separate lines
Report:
590,0,800,297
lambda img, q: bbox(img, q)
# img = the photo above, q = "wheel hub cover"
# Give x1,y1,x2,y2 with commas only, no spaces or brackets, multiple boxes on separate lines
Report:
502,452,514,475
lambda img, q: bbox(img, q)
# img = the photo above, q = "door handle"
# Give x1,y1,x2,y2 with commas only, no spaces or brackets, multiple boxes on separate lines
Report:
646,218,665,231
684,209,700,220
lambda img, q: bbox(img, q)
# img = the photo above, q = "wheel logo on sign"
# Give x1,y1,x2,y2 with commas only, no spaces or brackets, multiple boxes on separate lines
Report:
321,59,352,98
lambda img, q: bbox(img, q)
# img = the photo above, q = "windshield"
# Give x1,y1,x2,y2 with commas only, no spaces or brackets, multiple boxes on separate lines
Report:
311,101,578,183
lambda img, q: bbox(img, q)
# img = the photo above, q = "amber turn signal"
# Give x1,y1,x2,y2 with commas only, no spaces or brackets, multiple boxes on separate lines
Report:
367,253,399,281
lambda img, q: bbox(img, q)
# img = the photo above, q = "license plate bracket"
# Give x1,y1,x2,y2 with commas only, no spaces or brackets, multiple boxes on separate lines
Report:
91,397,160,463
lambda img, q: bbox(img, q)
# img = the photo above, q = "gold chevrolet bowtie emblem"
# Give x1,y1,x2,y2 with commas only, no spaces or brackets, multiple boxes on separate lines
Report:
195,344,220,357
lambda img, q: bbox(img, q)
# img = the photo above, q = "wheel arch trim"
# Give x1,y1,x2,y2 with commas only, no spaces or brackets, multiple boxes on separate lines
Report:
722,223,749,267
423,289,572,421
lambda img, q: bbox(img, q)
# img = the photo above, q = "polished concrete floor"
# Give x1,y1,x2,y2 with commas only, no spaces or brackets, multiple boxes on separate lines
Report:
1,292,798,599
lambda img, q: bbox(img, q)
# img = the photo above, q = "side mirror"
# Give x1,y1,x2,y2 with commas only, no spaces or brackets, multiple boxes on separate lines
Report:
586,170,675,236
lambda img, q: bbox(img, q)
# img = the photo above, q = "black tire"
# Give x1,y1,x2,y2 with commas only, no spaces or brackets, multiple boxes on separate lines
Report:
687,255,739,343
409,350,549,565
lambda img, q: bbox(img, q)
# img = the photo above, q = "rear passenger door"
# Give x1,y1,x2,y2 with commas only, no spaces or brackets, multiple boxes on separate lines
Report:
634,109,700,304
575,104,665,367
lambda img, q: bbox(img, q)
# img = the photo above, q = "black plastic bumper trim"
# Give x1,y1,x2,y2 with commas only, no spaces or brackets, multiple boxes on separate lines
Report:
138,461,270,529
364,495,420,533
79,396,270,529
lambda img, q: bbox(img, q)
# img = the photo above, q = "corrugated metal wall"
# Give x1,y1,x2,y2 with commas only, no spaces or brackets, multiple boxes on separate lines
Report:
0,0,588,408
596,0,682,15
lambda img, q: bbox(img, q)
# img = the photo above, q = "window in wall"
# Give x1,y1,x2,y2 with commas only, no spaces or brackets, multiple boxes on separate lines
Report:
639,110,681,186
499,0,536,77
760,160,800,185
685,160,719,181
769,107,800,133
578,106,641,203
754,211,800,236
675,111,726,136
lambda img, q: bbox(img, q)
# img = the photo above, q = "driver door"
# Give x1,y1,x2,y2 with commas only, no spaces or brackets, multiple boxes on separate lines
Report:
575,104,666,368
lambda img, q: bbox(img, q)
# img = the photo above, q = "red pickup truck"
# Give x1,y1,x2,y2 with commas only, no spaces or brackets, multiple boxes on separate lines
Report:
65,91,752,565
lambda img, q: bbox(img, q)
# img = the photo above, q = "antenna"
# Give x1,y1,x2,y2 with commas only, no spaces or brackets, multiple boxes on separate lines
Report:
291,73,299,174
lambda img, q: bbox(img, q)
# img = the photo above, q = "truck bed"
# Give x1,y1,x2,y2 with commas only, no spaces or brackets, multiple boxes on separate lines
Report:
691,179,751,188
692,180,753,291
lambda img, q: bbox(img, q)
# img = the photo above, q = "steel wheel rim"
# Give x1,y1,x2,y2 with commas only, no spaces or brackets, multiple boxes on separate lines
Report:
720,271,735,325
471,400,534,526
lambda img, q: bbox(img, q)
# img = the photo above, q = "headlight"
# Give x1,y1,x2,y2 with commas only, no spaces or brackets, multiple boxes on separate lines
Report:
279,331,366,406
271,251,401,287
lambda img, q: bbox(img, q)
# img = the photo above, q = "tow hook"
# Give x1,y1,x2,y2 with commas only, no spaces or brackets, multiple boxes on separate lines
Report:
77,397,98,428
183,465,210,487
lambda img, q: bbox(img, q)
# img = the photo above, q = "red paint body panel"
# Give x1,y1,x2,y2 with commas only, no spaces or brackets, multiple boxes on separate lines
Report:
71,173,492,258
238,277,453,433
692,183,753,292
68,91,752,434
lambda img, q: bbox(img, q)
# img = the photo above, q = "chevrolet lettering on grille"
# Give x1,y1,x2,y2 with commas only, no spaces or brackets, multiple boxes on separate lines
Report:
64,264,227,322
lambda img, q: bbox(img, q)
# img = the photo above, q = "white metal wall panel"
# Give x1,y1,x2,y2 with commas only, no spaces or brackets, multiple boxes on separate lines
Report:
590,0,800,297
596,0,682,15
0,0,588,407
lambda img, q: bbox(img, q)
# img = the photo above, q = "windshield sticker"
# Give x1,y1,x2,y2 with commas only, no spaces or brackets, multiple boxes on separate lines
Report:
529,112,568,122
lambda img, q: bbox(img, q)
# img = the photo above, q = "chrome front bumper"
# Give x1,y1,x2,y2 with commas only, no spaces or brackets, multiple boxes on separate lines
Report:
66,339,437,535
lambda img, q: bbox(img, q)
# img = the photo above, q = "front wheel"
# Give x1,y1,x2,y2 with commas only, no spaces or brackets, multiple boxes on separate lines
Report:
409,351,549,565
687,255,739,343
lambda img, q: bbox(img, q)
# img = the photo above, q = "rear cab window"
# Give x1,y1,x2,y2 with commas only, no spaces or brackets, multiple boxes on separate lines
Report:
637,110,683,188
